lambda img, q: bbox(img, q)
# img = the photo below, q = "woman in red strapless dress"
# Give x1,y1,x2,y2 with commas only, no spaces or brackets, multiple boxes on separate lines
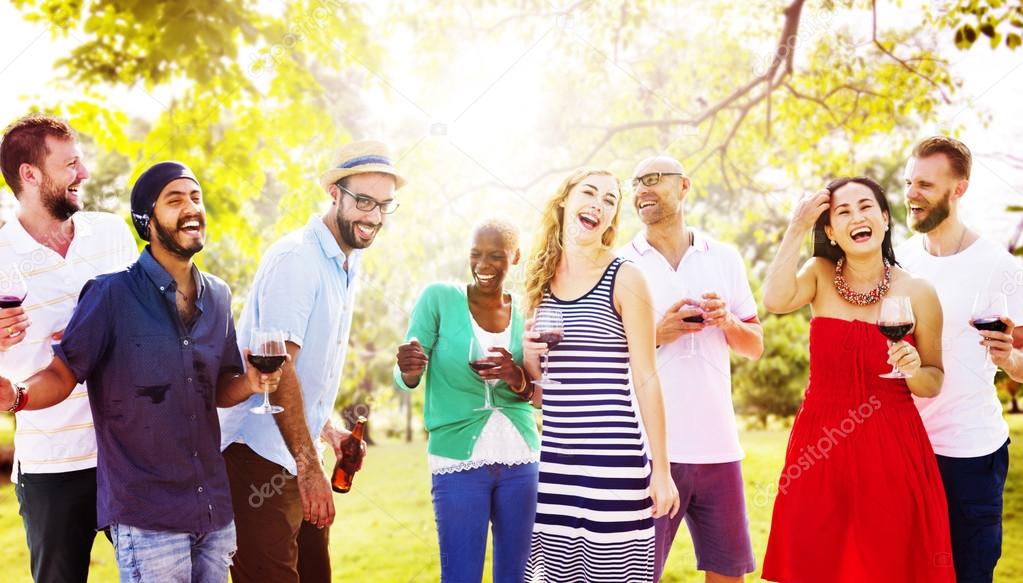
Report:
761,177,955,583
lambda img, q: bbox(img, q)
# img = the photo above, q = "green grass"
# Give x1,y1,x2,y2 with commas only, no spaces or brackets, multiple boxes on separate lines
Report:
1,417,1021,581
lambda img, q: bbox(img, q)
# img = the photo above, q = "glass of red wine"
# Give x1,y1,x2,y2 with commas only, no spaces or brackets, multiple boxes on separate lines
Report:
680,295,707,358
877,296,915,379
0,264,28,310
533,306,564,386
971,292,1009,361
249,328,286,414
469,335,502,411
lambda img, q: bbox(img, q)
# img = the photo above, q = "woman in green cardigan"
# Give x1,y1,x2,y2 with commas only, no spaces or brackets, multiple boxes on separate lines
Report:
394,219,540,583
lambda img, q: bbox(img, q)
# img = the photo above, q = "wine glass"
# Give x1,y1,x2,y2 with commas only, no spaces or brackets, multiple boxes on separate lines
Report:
533,306,564,386
877,296,915,379
469,335,502,411
0,264,28,310
679,289,711,359
971,292,1009,360
249,328,286,414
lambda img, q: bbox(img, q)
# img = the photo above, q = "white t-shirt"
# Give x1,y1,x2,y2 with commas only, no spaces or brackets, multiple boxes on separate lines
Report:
0,212,137,479
427,313,538,474
618,229,759,464
897,234,1023,458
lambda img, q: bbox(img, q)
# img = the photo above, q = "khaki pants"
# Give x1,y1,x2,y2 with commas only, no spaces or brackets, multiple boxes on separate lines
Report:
223,443,331,583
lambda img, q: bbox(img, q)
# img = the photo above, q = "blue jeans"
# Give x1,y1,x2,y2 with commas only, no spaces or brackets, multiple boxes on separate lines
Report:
111,521,237,583
432,462,539,583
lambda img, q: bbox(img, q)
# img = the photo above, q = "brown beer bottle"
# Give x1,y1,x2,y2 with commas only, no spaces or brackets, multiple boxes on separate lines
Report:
331,416,366,493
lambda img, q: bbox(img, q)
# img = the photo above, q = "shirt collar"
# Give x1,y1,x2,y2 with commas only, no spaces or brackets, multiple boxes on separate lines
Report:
629,227,710,256
137,246,206,301
3,212,93,255
308,214,361,271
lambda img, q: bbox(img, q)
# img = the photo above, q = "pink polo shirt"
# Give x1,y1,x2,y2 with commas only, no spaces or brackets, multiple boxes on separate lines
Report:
618,229,758,464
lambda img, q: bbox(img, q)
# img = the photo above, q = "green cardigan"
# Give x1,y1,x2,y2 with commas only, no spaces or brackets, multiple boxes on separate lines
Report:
393,282,540,460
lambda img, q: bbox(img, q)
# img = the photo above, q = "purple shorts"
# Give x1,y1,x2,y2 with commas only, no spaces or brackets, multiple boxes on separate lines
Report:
653,461,756,580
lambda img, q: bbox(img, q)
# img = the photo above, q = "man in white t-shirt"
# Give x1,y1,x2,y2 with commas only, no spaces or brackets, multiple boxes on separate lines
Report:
897,136,1023,583
618,156,763,583
0,114,136,583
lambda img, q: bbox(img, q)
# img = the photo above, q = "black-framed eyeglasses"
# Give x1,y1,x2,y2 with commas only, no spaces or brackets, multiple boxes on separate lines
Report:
631,172,684,189
336,184,400,214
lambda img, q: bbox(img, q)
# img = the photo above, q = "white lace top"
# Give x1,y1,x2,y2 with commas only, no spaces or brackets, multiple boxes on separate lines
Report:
427,316,540,475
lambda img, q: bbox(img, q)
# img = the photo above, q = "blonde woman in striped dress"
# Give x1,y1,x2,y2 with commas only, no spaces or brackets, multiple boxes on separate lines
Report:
522,167,680,582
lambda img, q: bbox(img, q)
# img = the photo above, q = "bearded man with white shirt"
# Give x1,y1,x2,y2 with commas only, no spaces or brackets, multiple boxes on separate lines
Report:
0,114,136,583
897,136,1023,583
618,155,764,583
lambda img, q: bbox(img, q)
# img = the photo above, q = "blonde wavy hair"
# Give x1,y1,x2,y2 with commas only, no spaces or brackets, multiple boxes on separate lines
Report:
524,167,622,313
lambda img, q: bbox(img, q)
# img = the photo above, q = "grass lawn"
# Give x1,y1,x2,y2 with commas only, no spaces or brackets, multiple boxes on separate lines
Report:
1,415,1021,581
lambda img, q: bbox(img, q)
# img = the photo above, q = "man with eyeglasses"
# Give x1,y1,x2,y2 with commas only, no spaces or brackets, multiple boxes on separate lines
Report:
618,156,763,583
219,141,405,582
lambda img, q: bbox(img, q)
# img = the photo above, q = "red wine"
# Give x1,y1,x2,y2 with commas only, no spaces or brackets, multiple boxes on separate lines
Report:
537,331,563,349
972,317,1008,333
877,322,913,342
683,314,704,323
469,360,499,373
0,295,25,309
248,354,285,373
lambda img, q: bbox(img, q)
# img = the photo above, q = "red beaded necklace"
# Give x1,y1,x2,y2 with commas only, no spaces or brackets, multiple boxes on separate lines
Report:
833,257,891,305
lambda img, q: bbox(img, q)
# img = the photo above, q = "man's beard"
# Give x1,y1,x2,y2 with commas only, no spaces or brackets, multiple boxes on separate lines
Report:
40,173,81,221
909,188,952,233
335,209,376,250
152,214,204,260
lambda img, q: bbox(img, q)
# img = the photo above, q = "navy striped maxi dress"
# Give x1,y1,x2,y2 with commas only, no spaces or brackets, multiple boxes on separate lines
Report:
525,258,655,582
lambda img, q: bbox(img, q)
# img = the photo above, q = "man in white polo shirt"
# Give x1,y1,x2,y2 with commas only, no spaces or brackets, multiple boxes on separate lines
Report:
0,114,136,583
898,136,1023,583
619,155,763,583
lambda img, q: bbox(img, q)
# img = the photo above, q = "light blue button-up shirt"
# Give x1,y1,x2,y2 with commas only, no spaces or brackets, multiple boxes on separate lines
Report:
219,215,360,474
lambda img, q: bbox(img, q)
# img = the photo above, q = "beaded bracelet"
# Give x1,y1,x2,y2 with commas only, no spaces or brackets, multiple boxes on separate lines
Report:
8,382,28,413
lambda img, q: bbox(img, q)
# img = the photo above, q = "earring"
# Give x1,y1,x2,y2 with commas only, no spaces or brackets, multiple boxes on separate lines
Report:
829,239,836,246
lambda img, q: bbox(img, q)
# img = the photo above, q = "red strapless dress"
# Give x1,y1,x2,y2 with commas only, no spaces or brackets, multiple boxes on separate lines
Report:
762,317,955,582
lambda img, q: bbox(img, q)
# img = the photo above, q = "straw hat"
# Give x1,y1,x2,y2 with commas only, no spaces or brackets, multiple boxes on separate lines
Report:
319,140,407,191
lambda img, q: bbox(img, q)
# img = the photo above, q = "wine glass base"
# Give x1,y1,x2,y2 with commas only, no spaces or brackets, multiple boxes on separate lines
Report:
533,378,561,386
473,405,503,411
879,372,908,379
251,404,285,414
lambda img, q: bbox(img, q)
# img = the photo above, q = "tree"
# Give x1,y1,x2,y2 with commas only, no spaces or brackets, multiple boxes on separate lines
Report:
938,0,1023,50
3,0,1003,429
733,312,810,427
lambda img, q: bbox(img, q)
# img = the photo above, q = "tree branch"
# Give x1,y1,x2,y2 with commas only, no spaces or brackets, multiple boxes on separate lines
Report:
871,0,952,104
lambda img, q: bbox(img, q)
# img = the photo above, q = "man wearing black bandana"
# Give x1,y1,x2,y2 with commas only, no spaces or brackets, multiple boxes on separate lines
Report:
0,161,281,583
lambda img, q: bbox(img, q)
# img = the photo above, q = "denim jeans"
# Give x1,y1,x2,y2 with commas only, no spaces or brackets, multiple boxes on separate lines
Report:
111,521,236,583
936,438,1010,583
432,462,539,583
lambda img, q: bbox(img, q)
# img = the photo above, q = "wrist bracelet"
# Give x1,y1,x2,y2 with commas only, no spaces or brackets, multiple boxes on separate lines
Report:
8,382,27,413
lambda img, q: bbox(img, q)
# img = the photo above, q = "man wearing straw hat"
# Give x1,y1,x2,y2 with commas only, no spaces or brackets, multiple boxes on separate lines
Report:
220,140,406,582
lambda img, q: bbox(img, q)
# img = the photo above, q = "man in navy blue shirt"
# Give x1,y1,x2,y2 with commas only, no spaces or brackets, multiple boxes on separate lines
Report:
0,161,280,583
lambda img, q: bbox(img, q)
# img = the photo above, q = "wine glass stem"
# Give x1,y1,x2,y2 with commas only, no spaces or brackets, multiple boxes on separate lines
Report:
262,390,271,410
484,380,495,409
542,351,549,380
689,334,696,354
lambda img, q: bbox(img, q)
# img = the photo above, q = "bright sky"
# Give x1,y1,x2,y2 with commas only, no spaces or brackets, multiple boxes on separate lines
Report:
0,1,1020,244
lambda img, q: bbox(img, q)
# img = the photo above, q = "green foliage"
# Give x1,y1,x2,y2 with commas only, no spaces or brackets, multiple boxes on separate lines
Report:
13,0,269,86
733,312,810,428
941,0,1023,50
3,0,1008,423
